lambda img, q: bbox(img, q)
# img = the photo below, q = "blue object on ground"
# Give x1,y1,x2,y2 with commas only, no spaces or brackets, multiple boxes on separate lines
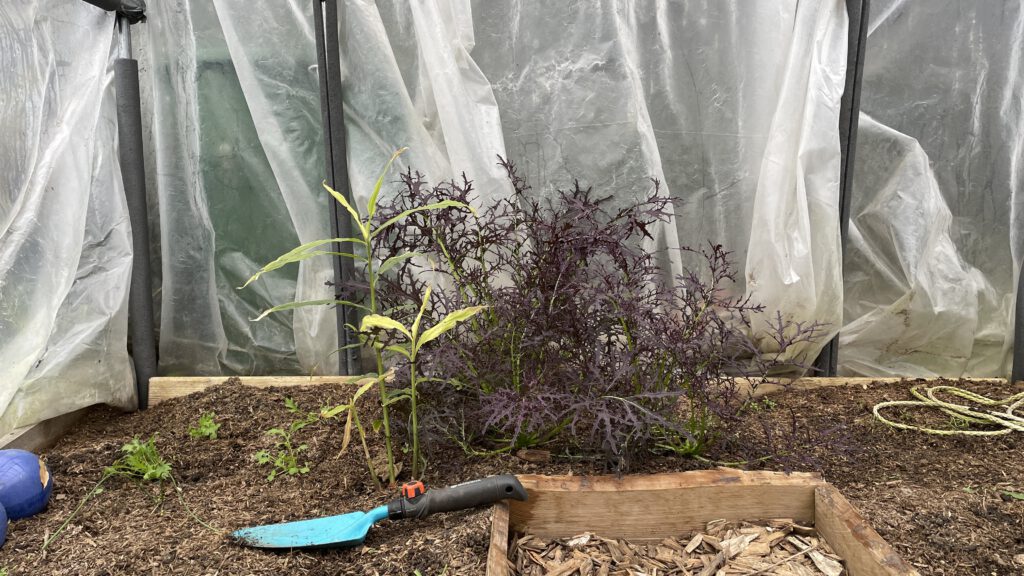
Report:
0,449,53,519
0,502,7,548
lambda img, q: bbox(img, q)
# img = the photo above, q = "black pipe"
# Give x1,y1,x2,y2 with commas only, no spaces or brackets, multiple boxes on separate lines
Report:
813,0,870,376
114,18,157,409
80,0,146,23
1012,266,1023,384
313,0,361,375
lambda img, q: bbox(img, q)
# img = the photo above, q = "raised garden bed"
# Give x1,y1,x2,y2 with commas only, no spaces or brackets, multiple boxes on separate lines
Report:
487,470,915,575
0,377,1020,575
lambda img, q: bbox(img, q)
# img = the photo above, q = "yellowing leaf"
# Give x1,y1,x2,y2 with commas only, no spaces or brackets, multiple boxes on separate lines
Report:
415,306,486,354
367,147,408,219
340,409,353,454
411,286,432,341
239,238,364,289
323,181,366,236
359,314,412,340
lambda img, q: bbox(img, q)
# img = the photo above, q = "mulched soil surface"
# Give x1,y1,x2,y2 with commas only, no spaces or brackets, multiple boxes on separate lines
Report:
0,377,1020,575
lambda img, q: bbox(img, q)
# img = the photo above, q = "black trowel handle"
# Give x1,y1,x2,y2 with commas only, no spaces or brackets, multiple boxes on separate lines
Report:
386,474,527,520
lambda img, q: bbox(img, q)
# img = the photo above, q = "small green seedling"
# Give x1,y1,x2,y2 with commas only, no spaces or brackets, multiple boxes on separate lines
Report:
254,398,316,481
105,435,172,482
1002,490,1024,501
45,435,213,551
188,412,221,440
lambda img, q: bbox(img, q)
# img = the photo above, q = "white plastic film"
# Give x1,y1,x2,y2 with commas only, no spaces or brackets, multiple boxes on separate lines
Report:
473,0,848,360
840,0,1023,377
0,2,135,433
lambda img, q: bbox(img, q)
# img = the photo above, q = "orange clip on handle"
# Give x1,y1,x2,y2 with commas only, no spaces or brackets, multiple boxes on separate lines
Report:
401,480,426,499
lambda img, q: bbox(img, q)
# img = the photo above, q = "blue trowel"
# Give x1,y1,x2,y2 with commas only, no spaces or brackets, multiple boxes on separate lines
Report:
230,474,527,550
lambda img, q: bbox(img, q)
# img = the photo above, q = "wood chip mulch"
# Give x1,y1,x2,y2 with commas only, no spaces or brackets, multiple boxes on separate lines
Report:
510,519,845,576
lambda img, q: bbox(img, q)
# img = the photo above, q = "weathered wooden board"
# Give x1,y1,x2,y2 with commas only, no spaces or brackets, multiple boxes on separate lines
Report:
147,375,366,405
815,484,918,576
488,469,919,576
149,375,1007,406
507,469,821,542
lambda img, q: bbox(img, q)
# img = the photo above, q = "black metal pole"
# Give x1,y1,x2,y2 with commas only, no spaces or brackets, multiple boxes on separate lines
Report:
1012,266,1023,384
113,14,157,409
81,0,146,23
313,0,361,375
813,0,870,376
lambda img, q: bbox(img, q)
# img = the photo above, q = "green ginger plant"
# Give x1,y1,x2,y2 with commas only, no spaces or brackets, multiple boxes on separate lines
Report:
360,286,483,478
241,148,470,484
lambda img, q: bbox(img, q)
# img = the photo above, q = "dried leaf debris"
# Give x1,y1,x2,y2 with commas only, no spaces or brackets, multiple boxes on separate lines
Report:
509,519,846,576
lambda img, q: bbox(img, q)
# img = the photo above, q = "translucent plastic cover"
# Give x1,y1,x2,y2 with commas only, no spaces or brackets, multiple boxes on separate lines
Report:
4,0,1017,437
0,3,135,432
840,0,1022,376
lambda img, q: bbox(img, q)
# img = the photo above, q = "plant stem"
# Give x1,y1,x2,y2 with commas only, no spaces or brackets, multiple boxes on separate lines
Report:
351,409,382,490
171,476,218,532
374,350,396,485
43,474,110,551
410,360,420,479
366,236,397,486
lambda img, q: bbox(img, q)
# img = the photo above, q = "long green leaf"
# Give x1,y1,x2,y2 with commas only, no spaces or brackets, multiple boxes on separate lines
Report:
323,182,366,236
370,201,471,239
411,286,432,342
359,314,411,340
239,238,365,289
253,299,369,322
384,344,412,360
350,376,379,403
377,252,422,277
415,306,486,355
367,147,408,219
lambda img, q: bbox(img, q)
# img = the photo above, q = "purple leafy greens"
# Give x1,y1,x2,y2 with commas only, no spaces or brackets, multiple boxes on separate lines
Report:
368,158,826,471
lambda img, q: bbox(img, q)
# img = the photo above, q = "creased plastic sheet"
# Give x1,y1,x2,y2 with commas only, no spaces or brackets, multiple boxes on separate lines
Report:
141,0,847,374
0,2,135,433
136,0,847,375
473,0,847,358
839,0,1023,377
136,0,511,376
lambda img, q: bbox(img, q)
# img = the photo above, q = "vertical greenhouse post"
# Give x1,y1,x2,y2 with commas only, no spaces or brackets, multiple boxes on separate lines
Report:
813,0,870,377
313,0,361,376
82,0,157,409
1013,267,1023,384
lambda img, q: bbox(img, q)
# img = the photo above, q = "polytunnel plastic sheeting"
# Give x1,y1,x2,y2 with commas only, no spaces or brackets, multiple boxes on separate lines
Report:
134,0,513,376
138,0,848,375
472,0,847,357
0,2,135,433
839,0,1024,377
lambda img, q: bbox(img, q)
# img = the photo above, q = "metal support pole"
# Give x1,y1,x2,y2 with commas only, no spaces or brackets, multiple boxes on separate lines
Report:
113,14,157,409
1012,267,1023,384
813,0,870,376
81,0,146,23
313,0,361,375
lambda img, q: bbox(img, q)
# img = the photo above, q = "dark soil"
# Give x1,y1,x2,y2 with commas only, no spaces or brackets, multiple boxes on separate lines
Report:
0,378,1020,575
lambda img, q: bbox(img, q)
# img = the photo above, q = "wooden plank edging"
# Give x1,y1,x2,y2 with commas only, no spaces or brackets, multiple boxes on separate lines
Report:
815,484,920,575
148,375,367,405
507,470,822,542
149,375,1008,406
489,470,918,576
487,502,512,575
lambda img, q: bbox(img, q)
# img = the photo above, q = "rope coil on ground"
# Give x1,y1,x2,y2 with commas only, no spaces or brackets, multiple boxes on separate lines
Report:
873,385,1024,436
